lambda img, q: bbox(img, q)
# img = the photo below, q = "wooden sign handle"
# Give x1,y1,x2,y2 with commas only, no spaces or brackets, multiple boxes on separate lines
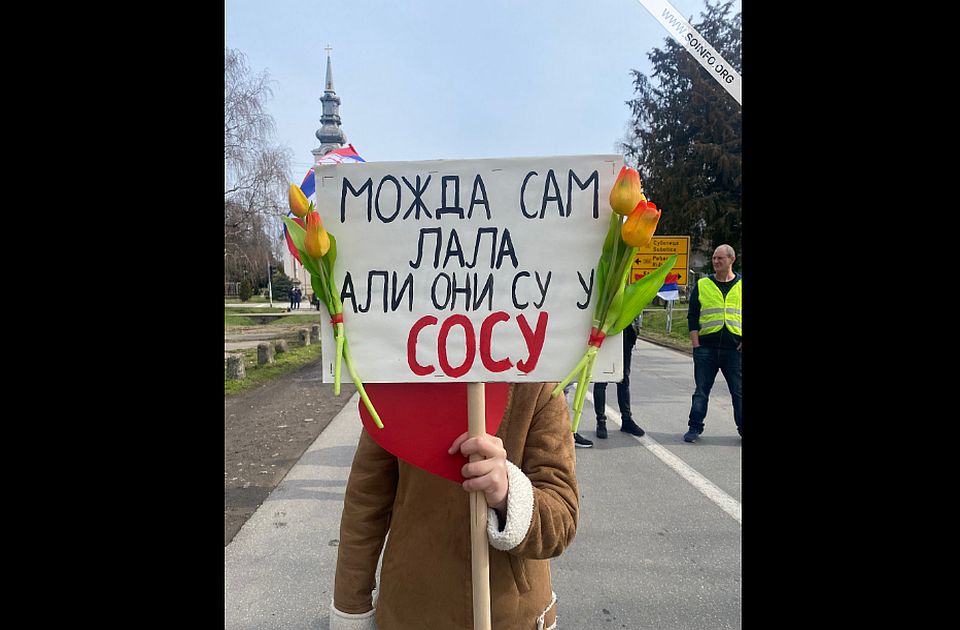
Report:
467,382,491,630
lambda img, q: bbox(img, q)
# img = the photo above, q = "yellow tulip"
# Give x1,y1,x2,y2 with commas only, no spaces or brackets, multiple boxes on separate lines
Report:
609,166,643,216
304,211,331,258
621,201,661,248
288,184,311,218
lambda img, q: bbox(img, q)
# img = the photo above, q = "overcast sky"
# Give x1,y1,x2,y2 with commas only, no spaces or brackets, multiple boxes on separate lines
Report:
225,0,741,182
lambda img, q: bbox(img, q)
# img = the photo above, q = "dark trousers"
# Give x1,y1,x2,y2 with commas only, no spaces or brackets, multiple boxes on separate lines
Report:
594,327,637,424
688,346,742,434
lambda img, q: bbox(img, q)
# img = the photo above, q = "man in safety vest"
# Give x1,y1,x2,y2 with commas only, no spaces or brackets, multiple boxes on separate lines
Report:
683,244,742,443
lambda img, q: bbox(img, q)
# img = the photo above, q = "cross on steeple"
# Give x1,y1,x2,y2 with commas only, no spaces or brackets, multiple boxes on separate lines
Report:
314,44,346,158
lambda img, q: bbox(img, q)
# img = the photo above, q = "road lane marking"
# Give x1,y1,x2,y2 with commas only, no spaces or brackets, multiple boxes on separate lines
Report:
585,391,741,524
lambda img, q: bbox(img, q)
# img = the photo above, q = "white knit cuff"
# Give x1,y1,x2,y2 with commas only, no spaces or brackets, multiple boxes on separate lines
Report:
486,460,534,551
330,599,377,630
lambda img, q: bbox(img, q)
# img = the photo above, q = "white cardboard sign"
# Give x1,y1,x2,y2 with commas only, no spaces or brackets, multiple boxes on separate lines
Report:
315,154,625,383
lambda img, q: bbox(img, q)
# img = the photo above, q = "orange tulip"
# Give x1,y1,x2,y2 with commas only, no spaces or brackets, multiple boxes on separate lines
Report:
304,211,331,258
621,201,661,248
288,184,312,218
609,166,643,216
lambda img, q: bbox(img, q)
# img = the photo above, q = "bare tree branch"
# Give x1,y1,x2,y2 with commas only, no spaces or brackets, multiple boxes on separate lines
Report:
224,48,293,287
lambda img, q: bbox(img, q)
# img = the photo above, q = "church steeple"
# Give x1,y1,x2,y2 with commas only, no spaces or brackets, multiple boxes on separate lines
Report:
313,46,347,161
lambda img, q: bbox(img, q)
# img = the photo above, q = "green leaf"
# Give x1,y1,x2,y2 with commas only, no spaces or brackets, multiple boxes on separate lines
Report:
609,254,678,333
302,250,323,277
603,283,625,331
310,275,327,308
282,217,307,252
325,232,338,274
601,211,621,260
281,217,325,278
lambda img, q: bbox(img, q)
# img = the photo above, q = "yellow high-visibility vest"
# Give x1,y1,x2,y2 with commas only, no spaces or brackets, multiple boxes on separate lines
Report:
697,276,742,336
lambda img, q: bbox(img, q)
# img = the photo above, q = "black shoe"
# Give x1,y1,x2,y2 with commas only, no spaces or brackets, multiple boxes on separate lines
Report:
596,421,608,439
573,433,593,448
620,420,645,437
683,428,701,443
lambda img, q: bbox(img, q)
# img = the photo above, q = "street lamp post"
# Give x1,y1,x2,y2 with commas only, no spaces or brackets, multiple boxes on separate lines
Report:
267,261,274,307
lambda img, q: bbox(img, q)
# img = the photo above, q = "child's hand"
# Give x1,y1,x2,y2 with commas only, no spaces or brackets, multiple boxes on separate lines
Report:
448,432,509,512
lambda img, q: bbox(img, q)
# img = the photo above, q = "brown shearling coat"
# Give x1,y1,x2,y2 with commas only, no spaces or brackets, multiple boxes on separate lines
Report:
333,382,579,629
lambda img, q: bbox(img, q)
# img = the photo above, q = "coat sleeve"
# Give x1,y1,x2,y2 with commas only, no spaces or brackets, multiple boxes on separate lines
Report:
487,383,579,559
333,429,399,614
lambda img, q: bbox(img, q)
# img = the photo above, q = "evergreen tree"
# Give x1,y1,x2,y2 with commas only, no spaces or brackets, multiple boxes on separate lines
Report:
238,277,254,302
271,269,293,302
621,1,741,270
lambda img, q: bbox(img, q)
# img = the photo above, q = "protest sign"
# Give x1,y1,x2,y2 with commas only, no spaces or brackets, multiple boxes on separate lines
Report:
314,154,626,384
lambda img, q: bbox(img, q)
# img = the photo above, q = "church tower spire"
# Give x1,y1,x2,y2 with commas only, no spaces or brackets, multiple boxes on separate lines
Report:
312,45,347,161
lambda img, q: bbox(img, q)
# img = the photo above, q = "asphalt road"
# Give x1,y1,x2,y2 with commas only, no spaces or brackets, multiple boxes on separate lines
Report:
224,339,741,629
552,340,741,629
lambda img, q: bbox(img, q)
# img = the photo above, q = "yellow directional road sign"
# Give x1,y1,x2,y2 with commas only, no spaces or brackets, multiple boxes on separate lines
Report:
630,236,690,286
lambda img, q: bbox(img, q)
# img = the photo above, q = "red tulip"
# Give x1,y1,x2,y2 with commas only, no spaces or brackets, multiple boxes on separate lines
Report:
621,200,661,248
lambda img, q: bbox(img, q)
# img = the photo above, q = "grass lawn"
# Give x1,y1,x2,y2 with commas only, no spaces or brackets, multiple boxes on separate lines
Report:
225,341,323,396
224,307,289,314
636,306,692,353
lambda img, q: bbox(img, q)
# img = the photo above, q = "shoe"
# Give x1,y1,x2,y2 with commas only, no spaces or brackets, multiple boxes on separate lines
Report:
573,433,593,448
683,428,701,443
620,420,645,437
596,420,608,439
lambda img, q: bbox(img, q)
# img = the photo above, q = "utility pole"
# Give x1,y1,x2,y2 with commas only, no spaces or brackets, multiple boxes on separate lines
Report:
267,261,274,307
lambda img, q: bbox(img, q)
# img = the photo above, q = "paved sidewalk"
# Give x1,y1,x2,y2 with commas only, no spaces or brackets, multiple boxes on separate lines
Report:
225,392,362,630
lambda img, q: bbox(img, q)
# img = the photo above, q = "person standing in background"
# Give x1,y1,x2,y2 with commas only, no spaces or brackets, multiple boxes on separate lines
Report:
593,318,645,439
684,244,742,443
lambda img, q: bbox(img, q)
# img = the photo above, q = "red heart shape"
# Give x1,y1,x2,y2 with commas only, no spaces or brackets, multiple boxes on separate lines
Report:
358,382,510,484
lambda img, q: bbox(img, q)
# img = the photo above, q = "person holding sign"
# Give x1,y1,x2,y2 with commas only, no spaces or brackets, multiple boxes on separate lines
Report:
330,381,578,630
683,244,742,442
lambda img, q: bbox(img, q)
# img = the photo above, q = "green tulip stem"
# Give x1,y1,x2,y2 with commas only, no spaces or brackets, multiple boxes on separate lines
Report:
593,212,626,327
334,322,344,396
570,366,588,433
342,338,383,429
311,258,346,397
595,242,629,333
601,246,639,333
551,345,597,398
570,349,600,433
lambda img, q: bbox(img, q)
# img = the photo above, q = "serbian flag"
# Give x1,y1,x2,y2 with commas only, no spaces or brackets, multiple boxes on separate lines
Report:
316,143,365,165
285,145,366,264
657,272,680,301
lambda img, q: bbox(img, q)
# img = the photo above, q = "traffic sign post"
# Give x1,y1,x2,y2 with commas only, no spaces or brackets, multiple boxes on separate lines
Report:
630,236,690,287
630,236,689,334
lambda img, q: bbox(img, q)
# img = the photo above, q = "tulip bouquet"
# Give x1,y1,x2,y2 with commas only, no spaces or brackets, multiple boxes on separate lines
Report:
553,166,678,432
282,185,383,428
